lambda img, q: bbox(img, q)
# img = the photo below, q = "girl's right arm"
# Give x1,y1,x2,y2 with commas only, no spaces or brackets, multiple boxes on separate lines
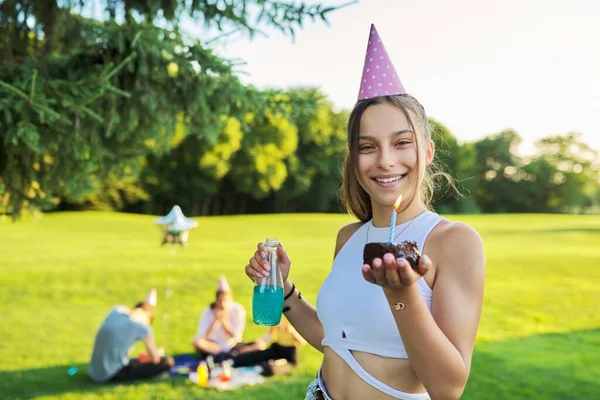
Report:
279,279,324,352
245,223,362,352
245,243,324,352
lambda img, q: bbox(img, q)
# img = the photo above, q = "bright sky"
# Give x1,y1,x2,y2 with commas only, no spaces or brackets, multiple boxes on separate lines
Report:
182,0,600,155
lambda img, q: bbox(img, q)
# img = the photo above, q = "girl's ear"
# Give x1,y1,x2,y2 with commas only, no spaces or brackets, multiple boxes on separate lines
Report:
425,140,435,166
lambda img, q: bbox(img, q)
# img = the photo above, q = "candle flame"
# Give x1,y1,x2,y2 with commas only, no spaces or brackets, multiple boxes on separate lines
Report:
394,194,403,210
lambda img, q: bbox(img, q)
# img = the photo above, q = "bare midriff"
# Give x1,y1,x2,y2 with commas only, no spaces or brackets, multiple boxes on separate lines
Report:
321,347,428,400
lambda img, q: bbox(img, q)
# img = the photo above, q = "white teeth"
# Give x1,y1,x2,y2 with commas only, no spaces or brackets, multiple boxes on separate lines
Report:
375,175,402,183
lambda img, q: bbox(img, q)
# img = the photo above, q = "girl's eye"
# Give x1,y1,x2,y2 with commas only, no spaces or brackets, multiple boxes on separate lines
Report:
359,144,375,151
396,140,411,147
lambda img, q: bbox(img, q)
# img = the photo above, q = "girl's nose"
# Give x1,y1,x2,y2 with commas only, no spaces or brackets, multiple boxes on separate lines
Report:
376,149,395,169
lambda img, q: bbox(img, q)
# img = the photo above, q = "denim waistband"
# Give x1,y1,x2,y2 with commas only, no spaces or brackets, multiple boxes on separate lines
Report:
306,368,333,400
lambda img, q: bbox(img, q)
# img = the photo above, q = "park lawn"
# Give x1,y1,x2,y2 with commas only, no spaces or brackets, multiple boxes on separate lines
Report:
0,212,599,399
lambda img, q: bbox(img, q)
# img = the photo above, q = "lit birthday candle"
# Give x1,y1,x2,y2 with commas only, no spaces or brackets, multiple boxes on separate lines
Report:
388,194,403,244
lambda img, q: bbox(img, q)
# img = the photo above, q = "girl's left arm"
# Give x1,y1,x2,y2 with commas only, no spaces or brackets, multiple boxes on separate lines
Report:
369,222,485,400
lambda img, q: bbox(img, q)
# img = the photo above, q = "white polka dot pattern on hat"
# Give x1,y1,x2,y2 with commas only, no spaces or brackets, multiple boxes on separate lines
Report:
357,24,406,101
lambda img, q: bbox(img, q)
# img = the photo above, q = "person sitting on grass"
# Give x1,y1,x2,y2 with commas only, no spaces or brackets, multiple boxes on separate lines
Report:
87,289,174,383
231,317,306,376
192,275,247,362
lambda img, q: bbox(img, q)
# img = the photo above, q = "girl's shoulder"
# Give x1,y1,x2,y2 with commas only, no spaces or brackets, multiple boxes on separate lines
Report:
427,218,484,262
429,216,482,247
334,221,365,258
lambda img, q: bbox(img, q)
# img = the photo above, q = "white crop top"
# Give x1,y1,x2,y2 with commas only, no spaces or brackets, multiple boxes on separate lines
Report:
316,211,445,358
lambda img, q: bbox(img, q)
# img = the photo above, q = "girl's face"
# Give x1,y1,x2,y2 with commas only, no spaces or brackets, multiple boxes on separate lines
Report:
356,103,429,211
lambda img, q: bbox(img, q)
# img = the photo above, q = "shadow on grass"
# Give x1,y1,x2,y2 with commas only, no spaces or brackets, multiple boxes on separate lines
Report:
0,362,315,400
463,328,600,400
2,329,599,399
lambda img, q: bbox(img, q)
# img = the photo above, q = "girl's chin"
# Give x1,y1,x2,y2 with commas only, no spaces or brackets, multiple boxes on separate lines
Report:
371,194,405,209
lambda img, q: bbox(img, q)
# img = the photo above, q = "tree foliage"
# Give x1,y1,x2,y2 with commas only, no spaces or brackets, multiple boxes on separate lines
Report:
136,87,347,216
429,118,478,213
0,0,342,218
1,1,597,218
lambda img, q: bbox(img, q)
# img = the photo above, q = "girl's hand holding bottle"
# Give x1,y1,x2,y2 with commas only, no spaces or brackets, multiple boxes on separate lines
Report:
245,241,291,283
246,239,291,326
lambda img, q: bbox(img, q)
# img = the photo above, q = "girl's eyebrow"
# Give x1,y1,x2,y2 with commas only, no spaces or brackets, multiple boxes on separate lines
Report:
358,129,414,141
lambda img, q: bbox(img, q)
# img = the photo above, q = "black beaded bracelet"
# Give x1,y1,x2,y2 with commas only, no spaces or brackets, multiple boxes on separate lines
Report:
284,283,296,301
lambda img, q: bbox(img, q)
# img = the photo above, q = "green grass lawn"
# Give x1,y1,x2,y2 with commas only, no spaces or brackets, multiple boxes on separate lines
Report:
1,212,599,399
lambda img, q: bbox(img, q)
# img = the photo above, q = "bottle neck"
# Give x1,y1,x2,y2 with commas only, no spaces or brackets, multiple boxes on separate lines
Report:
265,238,279,248
259,244,283,287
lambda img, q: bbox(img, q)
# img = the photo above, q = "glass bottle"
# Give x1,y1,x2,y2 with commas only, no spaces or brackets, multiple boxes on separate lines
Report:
252,238,284,326
196,361,209,387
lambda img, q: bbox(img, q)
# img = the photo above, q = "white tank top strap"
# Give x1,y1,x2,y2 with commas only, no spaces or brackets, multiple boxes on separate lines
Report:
396,210,445,295
331,221,370,268
404,210,447,252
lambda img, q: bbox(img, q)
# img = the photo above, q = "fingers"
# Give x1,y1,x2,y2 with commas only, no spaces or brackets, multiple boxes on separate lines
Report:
256,242,267,258
368,254,401,286
246,243,272,282
383,254,402,286
246,256,269,279
361,264,376,284
362,255,393,286
244,264,259,282
251,254,271,275
371,257,387,285
396,257,424,285
276,243,289,264
363,254,425,288
416,255,431,276
396,258,411,285
245,259,266,281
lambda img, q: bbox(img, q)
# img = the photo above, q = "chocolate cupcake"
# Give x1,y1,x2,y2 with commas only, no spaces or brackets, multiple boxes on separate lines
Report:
363,241,421,270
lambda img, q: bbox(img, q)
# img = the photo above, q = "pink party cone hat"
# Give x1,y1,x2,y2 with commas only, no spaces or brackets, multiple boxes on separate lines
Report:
357,24,406,101
218,275,231,292
145,288,157,307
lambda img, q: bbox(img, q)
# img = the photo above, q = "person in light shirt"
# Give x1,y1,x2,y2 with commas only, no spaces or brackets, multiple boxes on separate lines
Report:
192,275,247,361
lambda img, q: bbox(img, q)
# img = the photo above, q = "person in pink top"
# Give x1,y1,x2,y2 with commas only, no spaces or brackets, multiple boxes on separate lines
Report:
244,24,485,400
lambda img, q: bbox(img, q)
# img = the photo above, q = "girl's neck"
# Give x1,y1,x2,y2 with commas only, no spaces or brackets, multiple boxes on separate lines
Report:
371,195,427,228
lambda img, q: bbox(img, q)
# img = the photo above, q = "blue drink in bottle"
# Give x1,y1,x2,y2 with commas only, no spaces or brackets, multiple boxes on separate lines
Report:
252,238,284,326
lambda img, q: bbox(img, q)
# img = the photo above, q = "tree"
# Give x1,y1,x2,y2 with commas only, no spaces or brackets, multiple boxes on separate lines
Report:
517,156,559,213
471,129,523,213
527,133,600,212
429,119,478,213
134,87,347,216
229,91,299,205
0,0,345,218
271,87,347,213
138,110,248,216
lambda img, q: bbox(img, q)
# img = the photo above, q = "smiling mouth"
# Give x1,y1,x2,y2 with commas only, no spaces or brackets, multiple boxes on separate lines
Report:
372,174,407,183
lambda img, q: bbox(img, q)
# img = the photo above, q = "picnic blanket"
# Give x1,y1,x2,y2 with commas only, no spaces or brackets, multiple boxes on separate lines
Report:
168,354,265,390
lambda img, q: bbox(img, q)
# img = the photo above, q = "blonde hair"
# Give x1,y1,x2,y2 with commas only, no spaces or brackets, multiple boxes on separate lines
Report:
340,94,457,222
